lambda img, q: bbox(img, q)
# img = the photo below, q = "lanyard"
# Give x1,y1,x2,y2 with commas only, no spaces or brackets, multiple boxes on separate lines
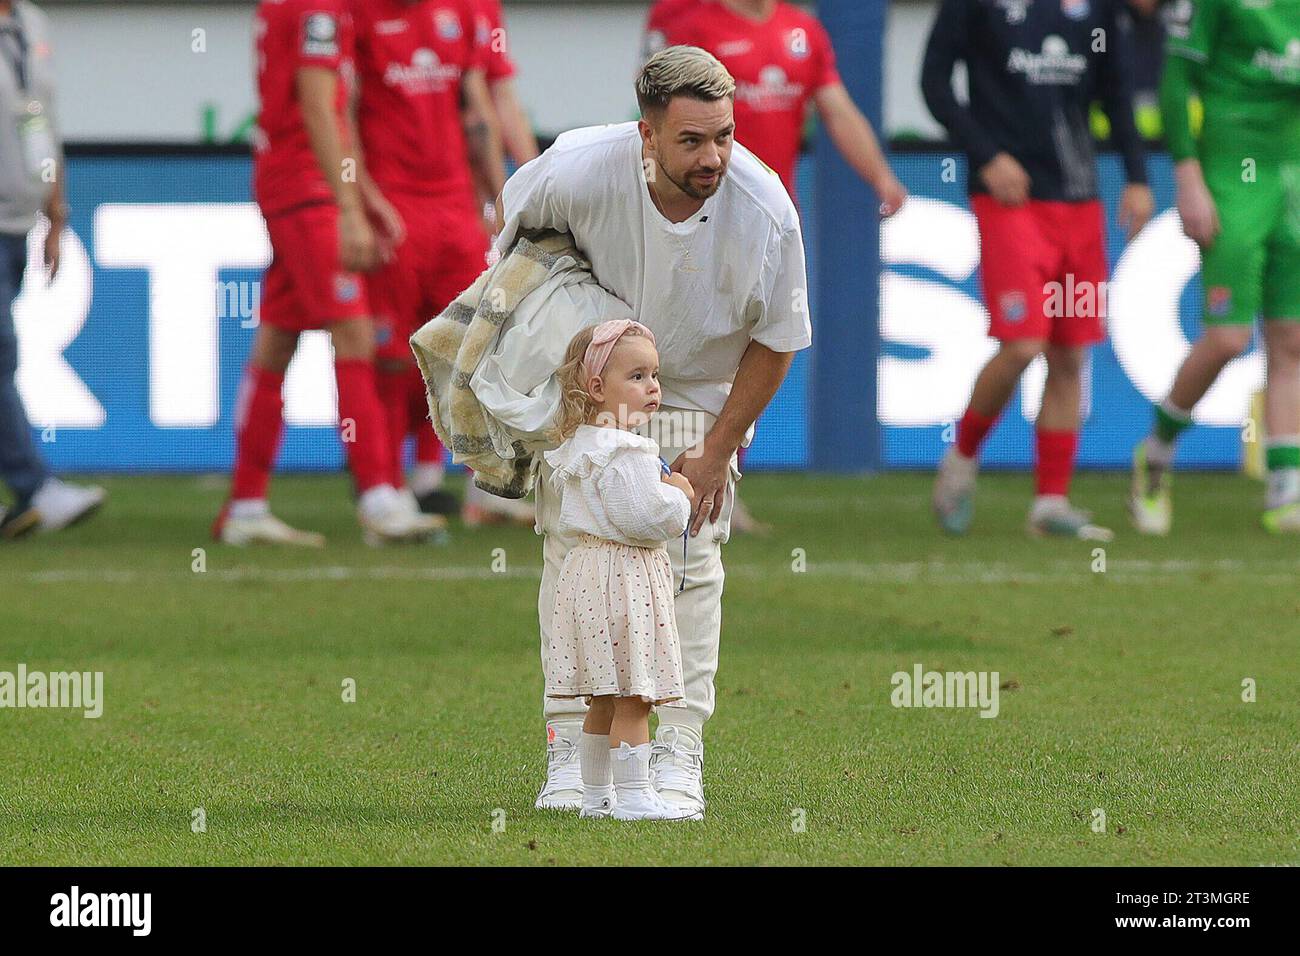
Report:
0,12,28,94
660,456,688,595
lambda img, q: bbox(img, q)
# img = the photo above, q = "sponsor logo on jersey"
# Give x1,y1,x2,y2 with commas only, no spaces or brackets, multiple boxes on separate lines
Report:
334,274,361,304
1207,285,1233,316
302,12,339,57
716,39,754,57
1000,290,1027,324
1252,39,1300,81
1061,0,1090,20
434,9,462,41
736,64,805,111
375,19,408,36
1007,36,1089,85
384,47,461,91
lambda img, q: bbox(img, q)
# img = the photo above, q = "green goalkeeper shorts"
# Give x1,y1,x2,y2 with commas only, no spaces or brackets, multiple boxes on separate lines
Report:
1200,153,1300,325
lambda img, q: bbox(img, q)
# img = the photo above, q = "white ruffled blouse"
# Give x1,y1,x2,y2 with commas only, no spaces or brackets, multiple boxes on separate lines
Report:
543,424,691,546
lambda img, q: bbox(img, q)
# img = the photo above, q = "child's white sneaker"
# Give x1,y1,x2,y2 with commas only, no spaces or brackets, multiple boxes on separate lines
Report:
579,784,616,819
611,742,698,821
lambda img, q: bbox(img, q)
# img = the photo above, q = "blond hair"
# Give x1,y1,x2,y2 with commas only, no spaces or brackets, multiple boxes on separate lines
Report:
553,324,655,441
636,45,735,118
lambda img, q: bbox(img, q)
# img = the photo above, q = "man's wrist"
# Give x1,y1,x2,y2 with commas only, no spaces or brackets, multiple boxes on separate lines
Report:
703,425,741,460
45,202,69,225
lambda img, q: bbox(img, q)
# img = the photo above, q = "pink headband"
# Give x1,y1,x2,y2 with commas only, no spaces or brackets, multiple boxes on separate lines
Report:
581,319,656,382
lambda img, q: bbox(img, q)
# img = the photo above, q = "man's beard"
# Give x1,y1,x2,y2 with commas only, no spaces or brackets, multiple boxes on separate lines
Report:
660,161,724,201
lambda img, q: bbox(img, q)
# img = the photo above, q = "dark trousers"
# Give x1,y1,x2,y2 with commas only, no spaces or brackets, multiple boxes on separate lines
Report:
0,231,49,506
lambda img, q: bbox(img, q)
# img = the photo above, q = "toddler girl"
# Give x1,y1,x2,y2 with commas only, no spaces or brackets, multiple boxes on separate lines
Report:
542,319,697,821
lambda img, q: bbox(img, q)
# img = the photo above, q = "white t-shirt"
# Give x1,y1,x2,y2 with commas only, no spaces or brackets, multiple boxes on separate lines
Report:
496,121,812,419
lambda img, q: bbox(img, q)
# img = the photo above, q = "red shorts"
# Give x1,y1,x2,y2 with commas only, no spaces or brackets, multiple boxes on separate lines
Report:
972,195,1108,347
370,192,491,363
259,203,368,331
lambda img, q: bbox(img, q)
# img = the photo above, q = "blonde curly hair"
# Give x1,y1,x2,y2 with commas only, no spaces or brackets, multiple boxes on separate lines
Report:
553,323,655,441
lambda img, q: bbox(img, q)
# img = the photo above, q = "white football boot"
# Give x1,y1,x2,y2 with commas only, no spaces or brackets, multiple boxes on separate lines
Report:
31,478,106,533
534,722,583,811
214,500,325,547
612,742,698,821
1027,496,1114,541
357,484,443,546
932,446,978,535
648,725,706,820
1128,443,1172,536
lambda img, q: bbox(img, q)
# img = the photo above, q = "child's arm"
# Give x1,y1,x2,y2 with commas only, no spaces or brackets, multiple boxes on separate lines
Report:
598,452,690,542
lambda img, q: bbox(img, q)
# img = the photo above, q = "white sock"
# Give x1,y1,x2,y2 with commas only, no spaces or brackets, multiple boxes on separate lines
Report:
611,742,652,792
409,463,445,496
579,732,612,788
229,498,269,520
1266,468,1300,510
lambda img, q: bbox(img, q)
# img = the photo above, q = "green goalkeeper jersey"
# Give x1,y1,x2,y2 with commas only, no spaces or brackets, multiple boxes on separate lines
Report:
1165,0,1300,160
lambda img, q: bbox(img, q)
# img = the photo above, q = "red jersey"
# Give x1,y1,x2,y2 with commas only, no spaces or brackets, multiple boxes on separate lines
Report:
471,0,515,83
643,0,709,59
253,0,354,217
665,2,840,195
351,0,485,201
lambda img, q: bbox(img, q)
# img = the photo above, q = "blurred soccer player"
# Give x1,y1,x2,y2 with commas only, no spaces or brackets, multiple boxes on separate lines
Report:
350,0,516,525
215,0,440,546
651,0,905,212
649,0,906,534
923,0,1153,539
1130,0,1300,535
0,0,105,538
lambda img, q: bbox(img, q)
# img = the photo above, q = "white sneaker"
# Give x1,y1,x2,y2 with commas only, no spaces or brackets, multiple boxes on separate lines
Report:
358,484,445,546
649,725,706,820
611,784,696,821
31,478,106,533
215,502,325,548
579,784,616,819
933,446,978,535
534,722,583,811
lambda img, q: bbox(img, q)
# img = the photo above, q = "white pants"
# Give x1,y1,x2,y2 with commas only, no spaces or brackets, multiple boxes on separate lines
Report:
535,406,739,734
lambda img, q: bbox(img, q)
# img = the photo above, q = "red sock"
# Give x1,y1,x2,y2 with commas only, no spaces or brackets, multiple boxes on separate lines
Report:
409,369,443,465
956,408,998,459
376,366,412,488
1035,428,1078,497
334,358,392,493
230,365,285,501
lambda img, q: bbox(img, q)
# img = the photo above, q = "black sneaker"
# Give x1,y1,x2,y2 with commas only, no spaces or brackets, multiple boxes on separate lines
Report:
416,487,461,516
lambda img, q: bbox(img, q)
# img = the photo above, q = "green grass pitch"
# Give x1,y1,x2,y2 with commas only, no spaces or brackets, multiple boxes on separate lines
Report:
0,471,1296,866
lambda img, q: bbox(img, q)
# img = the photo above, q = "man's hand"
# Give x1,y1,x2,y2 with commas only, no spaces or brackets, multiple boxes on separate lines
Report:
670,440,733,537
43,220,62,282
1118,183,1155,241
979,152,1031,206
363,190,405,264
875,171,908,218
338,203,379,273
1174,159,1220,249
